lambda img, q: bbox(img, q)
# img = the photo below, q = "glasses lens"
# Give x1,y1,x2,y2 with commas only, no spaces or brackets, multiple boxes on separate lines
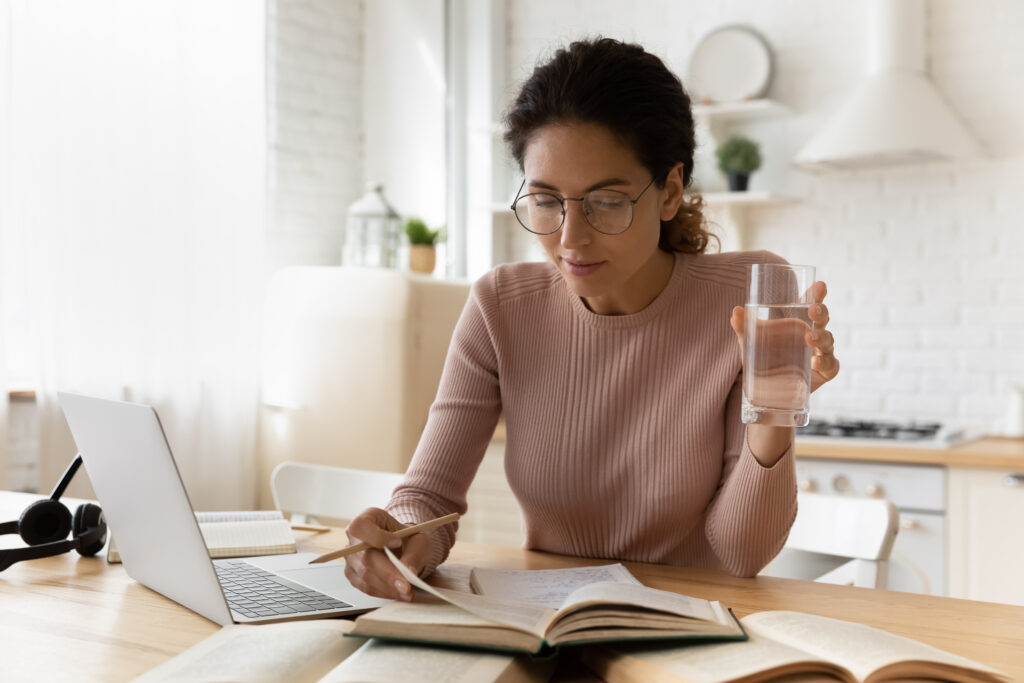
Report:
583,190,633,235
514,193,563,234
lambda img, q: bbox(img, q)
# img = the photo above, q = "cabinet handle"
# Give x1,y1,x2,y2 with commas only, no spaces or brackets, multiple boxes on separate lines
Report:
900,519,920,531
1003,474,1024,488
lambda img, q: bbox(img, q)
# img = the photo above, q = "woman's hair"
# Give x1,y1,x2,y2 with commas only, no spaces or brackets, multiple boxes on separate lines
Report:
504,37,715,254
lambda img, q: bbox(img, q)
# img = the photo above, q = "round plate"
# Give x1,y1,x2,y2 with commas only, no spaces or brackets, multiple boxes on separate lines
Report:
688,25,773,104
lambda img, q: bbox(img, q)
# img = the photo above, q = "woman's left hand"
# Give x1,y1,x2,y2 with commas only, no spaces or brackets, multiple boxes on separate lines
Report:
730,280,839,394
803,281,839,392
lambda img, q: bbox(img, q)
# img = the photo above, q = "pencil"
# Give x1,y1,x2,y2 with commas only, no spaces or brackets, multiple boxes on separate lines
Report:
307,512,460,564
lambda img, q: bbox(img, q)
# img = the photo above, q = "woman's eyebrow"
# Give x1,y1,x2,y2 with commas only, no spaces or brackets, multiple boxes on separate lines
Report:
528,177,632,193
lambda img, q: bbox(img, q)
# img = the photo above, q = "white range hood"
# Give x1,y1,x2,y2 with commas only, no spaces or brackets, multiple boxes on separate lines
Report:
795,0,982,171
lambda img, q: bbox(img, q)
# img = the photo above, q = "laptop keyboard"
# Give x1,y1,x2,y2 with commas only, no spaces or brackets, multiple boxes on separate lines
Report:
214,560,352,619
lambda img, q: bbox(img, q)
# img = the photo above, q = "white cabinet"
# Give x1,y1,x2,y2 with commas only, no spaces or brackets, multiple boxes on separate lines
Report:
947,467,1024,606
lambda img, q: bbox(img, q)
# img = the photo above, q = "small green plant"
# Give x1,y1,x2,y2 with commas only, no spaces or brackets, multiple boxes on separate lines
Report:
404,217,442,246
715,136,762,175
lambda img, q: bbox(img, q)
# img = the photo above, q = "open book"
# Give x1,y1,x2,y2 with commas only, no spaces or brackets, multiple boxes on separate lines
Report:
107,510,296,563
134,619,553,683
582,609,1011,683
348,550,745,655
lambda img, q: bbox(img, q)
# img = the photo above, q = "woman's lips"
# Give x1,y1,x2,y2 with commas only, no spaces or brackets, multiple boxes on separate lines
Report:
563,259,605,277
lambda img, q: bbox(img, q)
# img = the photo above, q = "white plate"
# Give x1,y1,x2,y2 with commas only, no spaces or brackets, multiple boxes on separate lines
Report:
688,25,773,104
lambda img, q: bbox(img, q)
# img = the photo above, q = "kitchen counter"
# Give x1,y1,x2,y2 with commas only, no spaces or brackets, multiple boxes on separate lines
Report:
491,420,1024,470
795,436,1024,470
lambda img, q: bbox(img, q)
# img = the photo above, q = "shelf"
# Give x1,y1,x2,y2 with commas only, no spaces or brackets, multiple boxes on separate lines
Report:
692,98,790,122
700,191,798,207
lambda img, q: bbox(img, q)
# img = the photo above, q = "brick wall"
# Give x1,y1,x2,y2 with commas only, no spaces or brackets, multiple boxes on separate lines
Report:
267,0,364,273
504,0,1024,432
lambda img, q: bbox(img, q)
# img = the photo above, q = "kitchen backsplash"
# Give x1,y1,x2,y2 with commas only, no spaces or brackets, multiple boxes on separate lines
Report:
504,0,1024,433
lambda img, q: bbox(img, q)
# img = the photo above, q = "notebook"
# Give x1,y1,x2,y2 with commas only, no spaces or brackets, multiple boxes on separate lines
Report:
107,510,297,563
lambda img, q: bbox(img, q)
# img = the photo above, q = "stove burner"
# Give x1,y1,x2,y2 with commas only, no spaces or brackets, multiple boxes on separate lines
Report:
798,419,944,441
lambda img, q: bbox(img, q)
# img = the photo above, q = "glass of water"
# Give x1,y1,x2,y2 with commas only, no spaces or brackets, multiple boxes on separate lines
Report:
741,263,816,427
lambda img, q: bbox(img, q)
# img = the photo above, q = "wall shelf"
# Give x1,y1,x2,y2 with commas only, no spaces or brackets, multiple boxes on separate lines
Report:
692,99,790,122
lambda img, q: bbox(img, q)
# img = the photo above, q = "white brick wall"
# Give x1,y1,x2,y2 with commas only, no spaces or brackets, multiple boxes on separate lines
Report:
267,0,365,273
504,0,1024,432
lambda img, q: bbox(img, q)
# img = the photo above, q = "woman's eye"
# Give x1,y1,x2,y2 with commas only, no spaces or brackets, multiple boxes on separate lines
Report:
533,197,560,209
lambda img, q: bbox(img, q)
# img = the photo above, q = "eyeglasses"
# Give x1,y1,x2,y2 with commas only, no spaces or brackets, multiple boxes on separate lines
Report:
510,177,657,235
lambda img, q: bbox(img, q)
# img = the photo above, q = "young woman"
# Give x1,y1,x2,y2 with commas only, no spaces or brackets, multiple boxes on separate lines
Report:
344,38,838,600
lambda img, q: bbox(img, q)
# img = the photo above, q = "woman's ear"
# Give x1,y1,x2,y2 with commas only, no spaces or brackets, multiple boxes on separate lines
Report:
659,162,686,221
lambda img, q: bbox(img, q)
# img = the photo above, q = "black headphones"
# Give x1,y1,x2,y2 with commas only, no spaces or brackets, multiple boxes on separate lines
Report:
0,454,108,572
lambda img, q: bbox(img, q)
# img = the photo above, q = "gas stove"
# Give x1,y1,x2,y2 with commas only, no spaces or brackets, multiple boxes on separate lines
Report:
796,418,975,449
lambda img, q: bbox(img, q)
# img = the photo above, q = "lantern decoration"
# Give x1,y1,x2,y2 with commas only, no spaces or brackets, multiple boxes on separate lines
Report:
342,182,401,268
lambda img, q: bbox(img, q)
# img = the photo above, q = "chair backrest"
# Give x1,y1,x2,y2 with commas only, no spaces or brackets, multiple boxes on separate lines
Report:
270,461,405,525
761,493,900,589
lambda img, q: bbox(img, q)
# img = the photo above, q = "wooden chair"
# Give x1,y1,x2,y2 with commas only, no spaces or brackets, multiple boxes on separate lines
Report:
761,492,900,589
270,461,404,525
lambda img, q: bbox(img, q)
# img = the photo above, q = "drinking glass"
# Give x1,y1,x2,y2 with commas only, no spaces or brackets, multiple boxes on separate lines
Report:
741,263,816,427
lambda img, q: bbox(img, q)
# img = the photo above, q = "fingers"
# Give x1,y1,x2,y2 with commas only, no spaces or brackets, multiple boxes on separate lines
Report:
346,507,406,551
810,280,827,304
730,306,745,343
343,508,436,602
808,302,830,331
812,352,840,378
344,547,413,600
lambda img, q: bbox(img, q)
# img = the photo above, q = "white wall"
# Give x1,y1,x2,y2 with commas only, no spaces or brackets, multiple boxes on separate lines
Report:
502,0,1024,432
363,0,447,230
267,0,365,272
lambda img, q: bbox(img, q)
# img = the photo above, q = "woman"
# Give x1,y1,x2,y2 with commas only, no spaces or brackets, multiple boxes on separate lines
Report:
345,38,839,600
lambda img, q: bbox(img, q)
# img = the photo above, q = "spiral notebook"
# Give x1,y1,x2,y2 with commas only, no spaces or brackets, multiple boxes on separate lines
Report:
107,510,297,563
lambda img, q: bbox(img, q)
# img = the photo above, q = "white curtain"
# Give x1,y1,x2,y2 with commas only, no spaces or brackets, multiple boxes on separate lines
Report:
1,1,266,508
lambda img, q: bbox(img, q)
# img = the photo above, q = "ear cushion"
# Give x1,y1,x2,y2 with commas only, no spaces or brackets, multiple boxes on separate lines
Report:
72,503,107,557
18,499,73,546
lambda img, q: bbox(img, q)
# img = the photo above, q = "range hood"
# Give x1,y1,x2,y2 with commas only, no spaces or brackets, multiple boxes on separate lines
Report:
795,0,982,171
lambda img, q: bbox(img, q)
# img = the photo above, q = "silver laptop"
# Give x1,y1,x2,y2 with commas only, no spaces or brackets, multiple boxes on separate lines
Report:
58,392,388,625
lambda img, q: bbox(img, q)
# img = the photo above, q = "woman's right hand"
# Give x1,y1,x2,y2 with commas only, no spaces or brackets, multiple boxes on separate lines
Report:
342,507,433,601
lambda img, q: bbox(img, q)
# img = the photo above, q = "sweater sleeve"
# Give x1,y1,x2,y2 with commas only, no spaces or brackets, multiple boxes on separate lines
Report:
386,272,503,575
703,374,798,577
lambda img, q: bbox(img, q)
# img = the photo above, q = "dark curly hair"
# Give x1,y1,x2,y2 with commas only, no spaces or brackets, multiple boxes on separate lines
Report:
504,37,715,254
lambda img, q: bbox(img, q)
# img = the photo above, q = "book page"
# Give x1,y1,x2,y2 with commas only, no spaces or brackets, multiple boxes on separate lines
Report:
133,621,364,683
385,548,554,635
321,639,552,683
584,630,847,683
199,519,296,556
470,564,642,608
195,510,285,523
557,581,722,624
744,611,1007,682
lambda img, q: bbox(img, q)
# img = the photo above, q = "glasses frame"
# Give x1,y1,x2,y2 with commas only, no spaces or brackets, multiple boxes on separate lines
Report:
509,177,657,235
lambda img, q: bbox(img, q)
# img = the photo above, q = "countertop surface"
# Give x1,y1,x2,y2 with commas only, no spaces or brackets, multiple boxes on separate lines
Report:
491,421,1024,470
794,436,1024,470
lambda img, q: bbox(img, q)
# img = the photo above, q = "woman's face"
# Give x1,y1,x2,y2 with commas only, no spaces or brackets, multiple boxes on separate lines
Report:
521,121,684,315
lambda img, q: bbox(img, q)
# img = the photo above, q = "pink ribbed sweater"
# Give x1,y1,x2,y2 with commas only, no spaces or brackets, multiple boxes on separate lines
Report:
388,249,797,578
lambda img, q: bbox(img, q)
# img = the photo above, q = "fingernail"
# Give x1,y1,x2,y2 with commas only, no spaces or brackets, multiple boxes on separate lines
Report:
387,538,402,549
394,579,409,598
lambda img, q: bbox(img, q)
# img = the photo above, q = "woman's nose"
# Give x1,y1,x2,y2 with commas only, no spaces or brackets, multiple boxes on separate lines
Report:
560,200,591,249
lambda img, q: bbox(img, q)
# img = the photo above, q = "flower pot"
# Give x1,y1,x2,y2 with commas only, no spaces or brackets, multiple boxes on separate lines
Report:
409,245,436,274
727,173,750,192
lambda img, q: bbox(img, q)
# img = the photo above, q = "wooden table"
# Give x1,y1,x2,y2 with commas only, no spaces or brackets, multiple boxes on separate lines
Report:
1,491,1022,682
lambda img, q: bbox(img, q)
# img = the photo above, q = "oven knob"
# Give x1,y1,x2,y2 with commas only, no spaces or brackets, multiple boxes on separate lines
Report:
831,475,851,493
864,483,884,498
799,479,818,493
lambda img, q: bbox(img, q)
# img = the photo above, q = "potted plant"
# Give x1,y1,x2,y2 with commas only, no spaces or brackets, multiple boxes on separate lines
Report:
715,135,762,192
404,217,442,274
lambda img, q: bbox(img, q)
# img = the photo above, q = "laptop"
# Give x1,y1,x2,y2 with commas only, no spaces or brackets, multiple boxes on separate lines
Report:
58,392,389,625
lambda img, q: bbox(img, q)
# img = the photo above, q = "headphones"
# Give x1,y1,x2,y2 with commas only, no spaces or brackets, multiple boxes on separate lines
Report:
0,454,108,572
